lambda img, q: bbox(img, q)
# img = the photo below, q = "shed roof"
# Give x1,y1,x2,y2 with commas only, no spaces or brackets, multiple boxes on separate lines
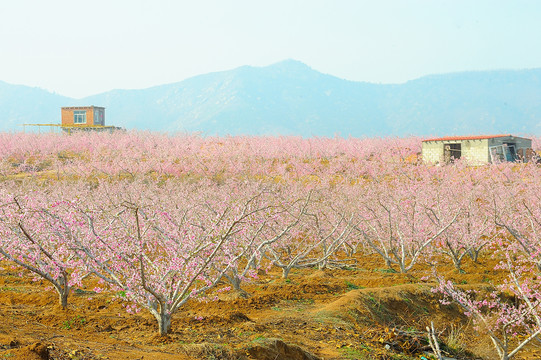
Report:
62,106,105,110
422,134,513,142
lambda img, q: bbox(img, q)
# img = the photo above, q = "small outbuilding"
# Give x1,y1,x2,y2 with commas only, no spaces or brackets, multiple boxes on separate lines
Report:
22,106,120,134
422,134,534,165
61,106,105,127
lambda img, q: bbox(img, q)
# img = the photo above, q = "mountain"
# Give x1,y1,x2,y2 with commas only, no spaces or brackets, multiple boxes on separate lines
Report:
82,60,386,136
379,69,541,135
1,60,540,136
0,80,71,130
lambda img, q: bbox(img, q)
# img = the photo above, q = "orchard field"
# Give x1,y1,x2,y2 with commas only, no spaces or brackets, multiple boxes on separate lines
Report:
0,132,540,360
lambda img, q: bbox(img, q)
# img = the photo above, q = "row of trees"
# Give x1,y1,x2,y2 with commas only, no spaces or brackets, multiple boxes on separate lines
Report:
0,132,424,181
0,133,540,358
0,160,540,342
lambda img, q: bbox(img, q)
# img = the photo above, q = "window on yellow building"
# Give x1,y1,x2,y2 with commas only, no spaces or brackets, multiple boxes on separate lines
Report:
74,110,86,124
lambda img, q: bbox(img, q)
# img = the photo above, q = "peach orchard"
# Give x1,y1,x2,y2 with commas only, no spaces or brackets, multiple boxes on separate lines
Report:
0,132,540,359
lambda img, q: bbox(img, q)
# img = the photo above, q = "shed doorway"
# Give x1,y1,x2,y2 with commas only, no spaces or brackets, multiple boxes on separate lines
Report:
490,144,517,163
503,143,516,161
444,144,461,163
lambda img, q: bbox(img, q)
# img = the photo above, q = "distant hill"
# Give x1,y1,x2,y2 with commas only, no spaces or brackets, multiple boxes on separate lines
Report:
1,60,540,136
0,80,71,130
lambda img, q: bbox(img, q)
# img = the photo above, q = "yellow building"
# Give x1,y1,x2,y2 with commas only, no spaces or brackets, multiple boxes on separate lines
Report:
61,106,105,127
22,106,120,133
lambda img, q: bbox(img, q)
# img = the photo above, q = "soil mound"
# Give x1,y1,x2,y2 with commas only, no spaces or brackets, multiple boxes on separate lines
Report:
228,311,253,322
180,343,236,360
244,338,320,360
2,342,49,360
317,283,463,328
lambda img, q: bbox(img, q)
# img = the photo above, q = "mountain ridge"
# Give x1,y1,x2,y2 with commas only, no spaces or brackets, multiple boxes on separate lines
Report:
1,60,540,136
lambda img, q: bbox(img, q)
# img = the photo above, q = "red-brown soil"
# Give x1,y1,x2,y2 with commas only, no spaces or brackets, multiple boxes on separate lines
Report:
1,254,540,360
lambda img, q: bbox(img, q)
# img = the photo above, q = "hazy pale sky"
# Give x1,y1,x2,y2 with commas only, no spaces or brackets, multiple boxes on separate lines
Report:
1,0,540,98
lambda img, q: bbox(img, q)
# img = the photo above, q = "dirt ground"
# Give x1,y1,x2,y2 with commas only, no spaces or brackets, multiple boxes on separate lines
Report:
1,254,540,360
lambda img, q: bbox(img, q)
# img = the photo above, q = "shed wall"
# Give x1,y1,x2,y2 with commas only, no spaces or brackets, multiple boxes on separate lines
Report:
462,139,490,164
93,108,105,125
421,142,443,163
422,139,489,164
62,108,95,126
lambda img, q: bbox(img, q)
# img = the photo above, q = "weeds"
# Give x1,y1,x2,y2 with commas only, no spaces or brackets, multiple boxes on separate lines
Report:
61,315,86,330
374,268,397,274
444,324,466,355
339,347,370,359
296,298,315,305
314,311,352,328
251,336,267,343
345,281,363,290
0,286,19,292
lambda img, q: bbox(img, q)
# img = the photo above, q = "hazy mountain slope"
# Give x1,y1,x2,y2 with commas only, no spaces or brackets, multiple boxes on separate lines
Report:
1,61,540,136
381,69,541,135
83,60,386,137
0,81,71,131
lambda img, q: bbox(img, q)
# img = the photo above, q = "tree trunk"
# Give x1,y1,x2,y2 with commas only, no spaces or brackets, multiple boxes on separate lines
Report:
282,267,291,279
452,257,462,272
58,290,68,309
53,283,69,309
223,273,250,297
228,274,242,292
158,312,172,335
468,248,480,263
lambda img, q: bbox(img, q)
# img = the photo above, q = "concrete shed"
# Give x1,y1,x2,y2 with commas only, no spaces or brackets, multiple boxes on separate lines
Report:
422,135,533,165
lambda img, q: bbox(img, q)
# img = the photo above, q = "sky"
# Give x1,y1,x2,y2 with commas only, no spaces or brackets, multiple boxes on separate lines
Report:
1,0,540,99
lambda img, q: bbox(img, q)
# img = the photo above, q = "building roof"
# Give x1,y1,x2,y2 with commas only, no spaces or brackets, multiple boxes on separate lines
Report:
422,134,514,142
61,106,105,110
